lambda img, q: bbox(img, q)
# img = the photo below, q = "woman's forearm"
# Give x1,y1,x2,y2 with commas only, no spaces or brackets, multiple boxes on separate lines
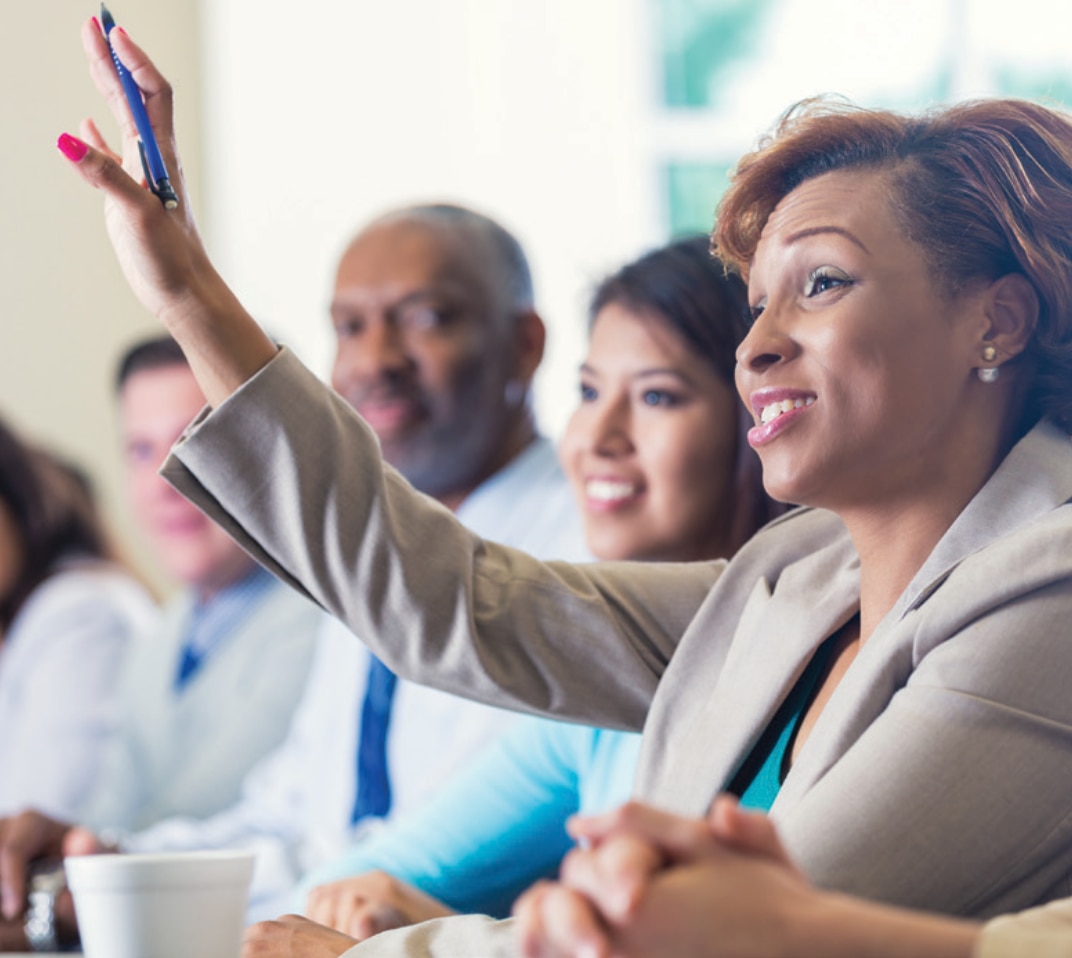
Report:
160,267,278,409
789,890,980,958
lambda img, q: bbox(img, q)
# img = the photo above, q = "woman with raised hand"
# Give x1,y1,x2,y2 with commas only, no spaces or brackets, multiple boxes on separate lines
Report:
48,17,1072,958
295,235,784,940
0,417,156,821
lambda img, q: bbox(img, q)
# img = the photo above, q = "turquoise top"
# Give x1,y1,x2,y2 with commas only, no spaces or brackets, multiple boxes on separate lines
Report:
730,634,839,812
296,717,641,918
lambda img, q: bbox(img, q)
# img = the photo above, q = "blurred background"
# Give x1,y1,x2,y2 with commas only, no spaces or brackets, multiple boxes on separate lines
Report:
4,0,1071,590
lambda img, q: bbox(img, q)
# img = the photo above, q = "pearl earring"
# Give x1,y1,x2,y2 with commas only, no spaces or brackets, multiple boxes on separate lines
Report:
978,344,1000,383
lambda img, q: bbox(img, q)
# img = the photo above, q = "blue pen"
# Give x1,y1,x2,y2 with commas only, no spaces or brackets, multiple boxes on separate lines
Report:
99,4,179,209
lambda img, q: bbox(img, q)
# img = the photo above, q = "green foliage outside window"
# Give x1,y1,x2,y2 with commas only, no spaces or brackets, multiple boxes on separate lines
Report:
664,161,734,237
658,0,774,109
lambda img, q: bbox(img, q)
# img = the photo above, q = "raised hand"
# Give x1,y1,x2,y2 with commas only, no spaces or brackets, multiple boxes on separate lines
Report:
60,20,210,322
58,17,276,407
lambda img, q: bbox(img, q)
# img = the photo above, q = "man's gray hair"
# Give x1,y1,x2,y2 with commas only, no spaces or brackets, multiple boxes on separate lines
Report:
372,203,535,314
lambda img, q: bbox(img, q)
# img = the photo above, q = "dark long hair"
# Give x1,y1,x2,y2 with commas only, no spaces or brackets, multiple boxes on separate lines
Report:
589,235,787,556
0,417,112,632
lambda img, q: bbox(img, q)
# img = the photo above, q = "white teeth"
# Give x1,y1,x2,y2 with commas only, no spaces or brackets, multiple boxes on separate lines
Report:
759,396,814,425
586,479,637,502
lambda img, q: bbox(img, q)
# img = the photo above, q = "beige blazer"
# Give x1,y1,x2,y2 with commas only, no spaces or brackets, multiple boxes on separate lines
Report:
165,349,1072,938
978,899,1072,958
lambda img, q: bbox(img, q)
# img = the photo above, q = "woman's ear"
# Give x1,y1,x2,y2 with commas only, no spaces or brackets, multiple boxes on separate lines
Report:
981,273,1039,363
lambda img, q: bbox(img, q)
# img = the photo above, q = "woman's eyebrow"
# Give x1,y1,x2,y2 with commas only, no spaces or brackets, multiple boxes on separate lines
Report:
785,225,870,254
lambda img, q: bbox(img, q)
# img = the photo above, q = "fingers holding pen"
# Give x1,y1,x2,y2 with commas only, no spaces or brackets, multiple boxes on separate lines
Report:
101,20,177,146
56,131,155,213
80,15,184,209
80,117,123,166
81,19,139,154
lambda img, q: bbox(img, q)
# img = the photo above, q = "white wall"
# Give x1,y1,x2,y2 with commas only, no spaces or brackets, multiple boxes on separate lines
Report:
1,0,202,591
200,0,663,438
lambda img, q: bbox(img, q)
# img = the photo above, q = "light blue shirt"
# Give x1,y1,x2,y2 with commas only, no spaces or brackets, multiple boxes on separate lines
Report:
175,564,276,688
297,717,641,918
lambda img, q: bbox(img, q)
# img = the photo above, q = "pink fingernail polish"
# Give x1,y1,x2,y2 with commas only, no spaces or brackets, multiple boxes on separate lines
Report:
91,15,100,32
57,133,88,162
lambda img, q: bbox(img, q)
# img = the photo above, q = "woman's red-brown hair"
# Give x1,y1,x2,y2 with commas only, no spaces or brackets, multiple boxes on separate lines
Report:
715,96,1072,432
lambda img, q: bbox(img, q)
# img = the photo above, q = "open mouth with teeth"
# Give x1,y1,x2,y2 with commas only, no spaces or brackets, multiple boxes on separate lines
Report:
585,479,640,505
759,397,815,425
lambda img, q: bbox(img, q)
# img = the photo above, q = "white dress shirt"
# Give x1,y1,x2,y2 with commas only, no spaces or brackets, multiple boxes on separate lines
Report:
126,436,589,919
0,560,157,819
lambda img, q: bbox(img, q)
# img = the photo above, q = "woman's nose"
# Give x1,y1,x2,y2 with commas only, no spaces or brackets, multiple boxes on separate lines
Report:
588,398,634,457
735,308,796,374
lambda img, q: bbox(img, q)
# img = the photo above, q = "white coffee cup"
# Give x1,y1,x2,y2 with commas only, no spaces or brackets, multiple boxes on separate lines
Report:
65,850,255,958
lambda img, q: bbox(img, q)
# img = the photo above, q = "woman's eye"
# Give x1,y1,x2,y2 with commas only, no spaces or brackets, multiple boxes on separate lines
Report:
641,389,678,408
579,383,597,402
806,267,852,297
748,304,765,326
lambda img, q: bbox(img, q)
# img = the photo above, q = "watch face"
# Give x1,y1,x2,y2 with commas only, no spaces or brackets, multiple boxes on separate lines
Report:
24,900,57,953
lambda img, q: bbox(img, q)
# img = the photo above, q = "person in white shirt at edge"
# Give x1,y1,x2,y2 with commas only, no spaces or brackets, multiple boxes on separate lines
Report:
0,204,589,943
0,338,323,950
0,418,156,823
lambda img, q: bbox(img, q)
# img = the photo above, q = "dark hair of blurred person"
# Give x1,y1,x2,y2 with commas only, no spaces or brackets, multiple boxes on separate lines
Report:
0,418,115,633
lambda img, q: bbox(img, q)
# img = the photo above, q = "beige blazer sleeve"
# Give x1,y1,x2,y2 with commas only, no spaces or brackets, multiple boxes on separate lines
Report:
977,899,1072,958
164,348,720,731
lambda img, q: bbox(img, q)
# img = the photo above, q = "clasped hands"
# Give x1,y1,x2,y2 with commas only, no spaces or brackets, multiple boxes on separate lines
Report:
512,796,813,958
243,797,813,958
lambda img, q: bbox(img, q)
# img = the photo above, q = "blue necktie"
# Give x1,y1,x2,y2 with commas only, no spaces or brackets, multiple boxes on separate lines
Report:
351,655,398,825
173,566,275,691
175,645,203,687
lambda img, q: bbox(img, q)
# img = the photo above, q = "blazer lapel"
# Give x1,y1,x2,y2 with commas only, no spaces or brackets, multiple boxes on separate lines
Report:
699,547,861,799
638,526,860,815
777,421,1072,810
891,421,1072,623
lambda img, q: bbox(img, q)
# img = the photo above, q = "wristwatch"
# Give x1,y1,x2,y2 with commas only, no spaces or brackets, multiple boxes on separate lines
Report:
24,864,66,953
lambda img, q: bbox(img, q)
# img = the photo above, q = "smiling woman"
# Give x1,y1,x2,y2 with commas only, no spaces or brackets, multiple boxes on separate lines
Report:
45,19,1072,957
560,235,776,563
564,301,741,562
740,168,1016,525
